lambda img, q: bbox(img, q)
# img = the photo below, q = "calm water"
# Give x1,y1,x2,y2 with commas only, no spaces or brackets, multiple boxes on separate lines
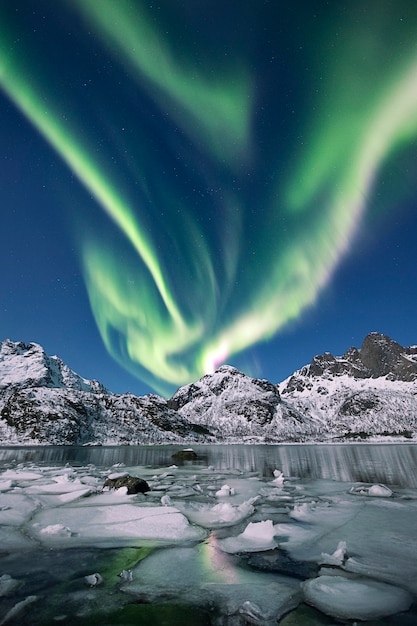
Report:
1,443,417,487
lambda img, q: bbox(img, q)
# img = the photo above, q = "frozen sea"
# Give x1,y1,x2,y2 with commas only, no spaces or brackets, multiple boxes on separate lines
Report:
0,444,416,625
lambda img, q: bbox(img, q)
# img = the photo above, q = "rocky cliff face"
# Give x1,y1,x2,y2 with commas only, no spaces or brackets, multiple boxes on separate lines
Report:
279,333,417,440
0,334,416,445
284,333,417,391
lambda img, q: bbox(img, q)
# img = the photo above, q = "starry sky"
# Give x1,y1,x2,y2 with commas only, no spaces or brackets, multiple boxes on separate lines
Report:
1,0,417,397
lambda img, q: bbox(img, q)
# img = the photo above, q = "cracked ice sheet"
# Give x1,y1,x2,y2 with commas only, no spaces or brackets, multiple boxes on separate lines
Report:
0,525,37,550
273,496,364,559
273,490,417,596
27,504,206,547
23,477,91,494
0,494,39,526
122,541,301,622
0,470,43,481
339,497,417,595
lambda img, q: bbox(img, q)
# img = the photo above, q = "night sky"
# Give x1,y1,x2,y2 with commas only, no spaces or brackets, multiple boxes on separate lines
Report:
1,1,417,397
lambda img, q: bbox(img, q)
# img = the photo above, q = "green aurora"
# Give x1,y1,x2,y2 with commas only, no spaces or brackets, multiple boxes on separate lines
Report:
1,1,416,394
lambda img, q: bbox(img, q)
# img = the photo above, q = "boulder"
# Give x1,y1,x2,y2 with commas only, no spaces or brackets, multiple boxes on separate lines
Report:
103,474,150,494
172,449,199,461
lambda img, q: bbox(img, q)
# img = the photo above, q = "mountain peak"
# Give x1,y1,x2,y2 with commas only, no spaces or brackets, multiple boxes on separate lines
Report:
282,332,417,396
0,339,107,393
359,332,404,377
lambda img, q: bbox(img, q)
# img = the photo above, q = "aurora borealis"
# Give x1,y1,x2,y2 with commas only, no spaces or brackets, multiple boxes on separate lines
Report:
1,1,417,395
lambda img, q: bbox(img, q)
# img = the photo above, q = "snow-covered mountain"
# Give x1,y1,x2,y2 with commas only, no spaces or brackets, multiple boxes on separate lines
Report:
0,339,107,393
0,340,210,445
0,333,416,445
168,365,285,440
170,333,417,442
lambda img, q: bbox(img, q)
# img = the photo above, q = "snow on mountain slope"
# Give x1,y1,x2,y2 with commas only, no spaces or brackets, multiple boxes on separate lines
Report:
0,387,211,445
169,365,282,439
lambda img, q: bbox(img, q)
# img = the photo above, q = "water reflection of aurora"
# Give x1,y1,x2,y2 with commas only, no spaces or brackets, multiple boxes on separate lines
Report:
1,1,417,393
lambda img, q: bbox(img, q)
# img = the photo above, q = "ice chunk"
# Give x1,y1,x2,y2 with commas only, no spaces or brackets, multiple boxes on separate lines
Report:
34,488,93,509
0,574,20,597
340,498,417,593
215,484,235,497
276,498,363,561
320,540,347,566
177,497,257,529
218,520,277,553
368,484,393,497
272,469,285,486
289,500,339,522
119,569,133,582
238,600,269,622
349,483,393,497
40,524,73,537
0,480,13,491
273,522,314,548
84,573,103,587
24,478,87,495
302,575,412,620
107,472,129,480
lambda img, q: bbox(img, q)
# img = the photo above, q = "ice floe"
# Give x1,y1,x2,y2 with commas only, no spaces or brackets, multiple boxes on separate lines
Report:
29,503,206,547
302,574,412,620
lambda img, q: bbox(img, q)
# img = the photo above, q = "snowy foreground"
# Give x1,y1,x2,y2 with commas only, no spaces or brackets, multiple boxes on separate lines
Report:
0,451,417,624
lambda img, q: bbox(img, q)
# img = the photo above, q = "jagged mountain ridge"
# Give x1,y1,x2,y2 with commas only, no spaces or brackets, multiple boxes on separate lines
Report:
283,332,417,391
0,333,416,444
278,332,417,440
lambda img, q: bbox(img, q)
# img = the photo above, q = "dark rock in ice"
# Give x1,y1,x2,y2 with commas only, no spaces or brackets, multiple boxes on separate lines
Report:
103,475,150,494
171,449,199,461
242,548,319,580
